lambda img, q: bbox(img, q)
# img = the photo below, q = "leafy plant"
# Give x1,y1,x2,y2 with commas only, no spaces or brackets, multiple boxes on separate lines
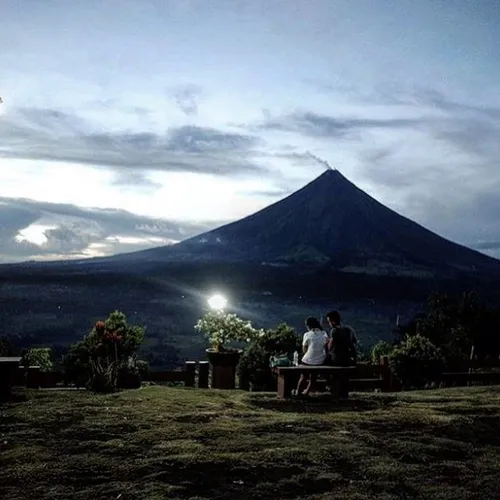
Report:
136,360,150,378
371,340,394,365
22,348,53,372
118,357,150,389
194,311,263,352
63,310,145,392
0,336,13,356
355,341,370,363
389,334,445,389
237,323,300,391
63,341,91,387
397,291,500,364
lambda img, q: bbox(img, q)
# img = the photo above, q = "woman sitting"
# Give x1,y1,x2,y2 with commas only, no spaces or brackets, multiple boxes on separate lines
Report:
292,317,329,397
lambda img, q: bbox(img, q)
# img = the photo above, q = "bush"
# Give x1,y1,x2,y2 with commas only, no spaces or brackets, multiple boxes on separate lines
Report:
195,311,262,352
389,335,445,389
371,340,394,365
354,341,370,363
63,341,91,387
238,323,300,391
0,336,13,356
118,358,150,389
63,310,145,392
136,360,150,378
22,348,53,372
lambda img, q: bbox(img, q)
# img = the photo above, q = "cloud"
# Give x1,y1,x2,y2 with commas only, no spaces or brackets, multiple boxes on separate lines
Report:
290,84,500,159
170,84,203,117
242,187,292,198
0,197,218,263
379,87,500,121
0,107,266,178
258,110,434,138
110,171,163,189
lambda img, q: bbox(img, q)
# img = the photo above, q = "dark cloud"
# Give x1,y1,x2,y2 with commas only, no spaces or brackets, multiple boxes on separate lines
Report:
0,107,265,177
383,87,500,121
258,110,433,138
170,84,203,117
242,187,292,198
0,197,218,263
297,83,500,157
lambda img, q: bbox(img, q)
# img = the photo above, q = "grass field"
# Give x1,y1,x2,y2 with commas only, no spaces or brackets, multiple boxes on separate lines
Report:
1,386,500,499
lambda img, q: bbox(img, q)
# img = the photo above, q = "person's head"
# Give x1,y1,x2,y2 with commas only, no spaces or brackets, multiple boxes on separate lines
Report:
326,310,341,327
305,316,322,330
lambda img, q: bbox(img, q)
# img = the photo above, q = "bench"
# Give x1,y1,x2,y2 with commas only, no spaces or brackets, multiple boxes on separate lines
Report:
276,358,393,399
0,357,22,400
276,365,357,399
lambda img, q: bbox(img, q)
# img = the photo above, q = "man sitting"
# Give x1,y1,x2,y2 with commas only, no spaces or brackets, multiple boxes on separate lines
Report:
325,310,357,398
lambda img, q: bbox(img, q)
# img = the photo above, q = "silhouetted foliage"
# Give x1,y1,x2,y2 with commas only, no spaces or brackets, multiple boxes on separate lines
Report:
63,310,145,392
389,335,445,388
370,340,394,364
0,336,13,356
141,340,180,369
237,323,300,391
395,291,500,363
22,347,53,371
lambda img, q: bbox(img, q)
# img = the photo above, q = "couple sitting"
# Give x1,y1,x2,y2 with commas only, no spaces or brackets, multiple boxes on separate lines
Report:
292,310,357,397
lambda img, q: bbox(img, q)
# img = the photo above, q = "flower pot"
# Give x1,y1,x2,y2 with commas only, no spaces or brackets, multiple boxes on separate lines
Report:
206,349,242,389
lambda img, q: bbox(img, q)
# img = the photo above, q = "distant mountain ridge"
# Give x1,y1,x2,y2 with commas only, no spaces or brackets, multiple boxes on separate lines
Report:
106,169,500,278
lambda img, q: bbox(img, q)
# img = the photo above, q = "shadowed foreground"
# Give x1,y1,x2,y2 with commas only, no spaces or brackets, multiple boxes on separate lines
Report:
1,386,500,499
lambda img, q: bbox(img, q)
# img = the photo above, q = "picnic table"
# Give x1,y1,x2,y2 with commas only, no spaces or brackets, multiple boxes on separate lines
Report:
0,357,22,400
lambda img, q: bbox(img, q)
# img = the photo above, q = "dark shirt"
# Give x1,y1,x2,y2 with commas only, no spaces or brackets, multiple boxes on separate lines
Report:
329,325,356,366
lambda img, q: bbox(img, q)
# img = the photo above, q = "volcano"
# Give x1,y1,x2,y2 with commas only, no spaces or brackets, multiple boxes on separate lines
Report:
105,170,500,278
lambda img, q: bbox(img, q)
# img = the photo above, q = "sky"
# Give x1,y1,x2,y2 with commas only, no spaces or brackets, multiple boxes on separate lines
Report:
1,0,500,262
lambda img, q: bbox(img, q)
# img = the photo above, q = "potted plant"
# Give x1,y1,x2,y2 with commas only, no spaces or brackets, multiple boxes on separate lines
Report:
195,310,262,389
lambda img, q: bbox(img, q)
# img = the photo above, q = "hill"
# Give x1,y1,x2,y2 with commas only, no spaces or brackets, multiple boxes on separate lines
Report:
106,169,500,279
2,386,500,499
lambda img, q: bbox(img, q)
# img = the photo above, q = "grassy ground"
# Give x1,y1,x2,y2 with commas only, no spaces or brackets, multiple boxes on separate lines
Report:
1,386,500,500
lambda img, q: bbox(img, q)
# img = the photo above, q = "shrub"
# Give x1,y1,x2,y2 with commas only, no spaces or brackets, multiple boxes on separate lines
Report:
22,348,53,372
118,358,150,389
136,360,150,378
195,311,263,352
389,334,445,389
238,323,301,391
63,341,91,387
371,340,394,365
63,310,145,392
355,341,370,363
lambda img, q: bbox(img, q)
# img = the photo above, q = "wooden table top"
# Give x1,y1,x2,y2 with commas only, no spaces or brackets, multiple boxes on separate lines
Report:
278,365,356,371
0,357,22,363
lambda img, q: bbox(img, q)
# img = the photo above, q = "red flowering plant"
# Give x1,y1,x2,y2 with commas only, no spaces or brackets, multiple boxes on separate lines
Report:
65,310,145,393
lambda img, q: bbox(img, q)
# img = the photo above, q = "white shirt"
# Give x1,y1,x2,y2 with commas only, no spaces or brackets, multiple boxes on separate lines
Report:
302,329,329,365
